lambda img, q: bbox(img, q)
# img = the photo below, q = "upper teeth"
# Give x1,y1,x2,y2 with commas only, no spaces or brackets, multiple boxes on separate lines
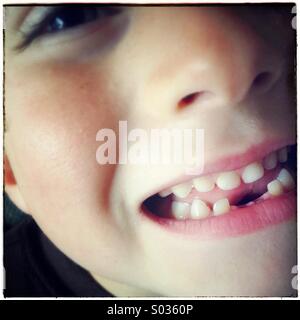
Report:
193,176,215,192
164,147,295,220
159,189,172,198
170,147,290,198
277,168,295,190
171,168,294,220
241,162,264,184
172,182,193,198
263,152,277,170
278,147,288,163
216,171,241,190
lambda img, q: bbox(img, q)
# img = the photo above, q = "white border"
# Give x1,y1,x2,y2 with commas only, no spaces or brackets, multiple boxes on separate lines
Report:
2,0,299,4
1,0,298,301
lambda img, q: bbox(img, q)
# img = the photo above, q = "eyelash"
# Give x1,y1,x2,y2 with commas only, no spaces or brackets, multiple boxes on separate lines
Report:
17,6,123,50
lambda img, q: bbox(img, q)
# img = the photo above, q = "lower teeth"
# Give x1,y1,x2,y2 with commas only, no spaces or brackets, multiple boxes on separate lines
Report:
169,190,276,220
144,167,295,221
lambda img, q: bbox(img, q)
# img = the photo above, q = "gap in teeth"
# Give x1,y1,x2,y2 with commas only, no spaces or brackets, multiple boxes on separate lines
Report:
165,147,294,220
170,180,289,220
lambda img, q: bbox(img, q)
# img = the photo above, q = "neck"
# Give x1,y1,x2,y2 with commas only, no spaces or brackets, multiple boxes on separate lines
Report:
91,273,158,297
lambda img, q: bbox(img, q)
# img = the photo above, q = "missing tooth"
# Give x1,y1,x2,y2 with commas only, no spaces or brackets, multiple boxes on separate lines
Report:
235,192,263,206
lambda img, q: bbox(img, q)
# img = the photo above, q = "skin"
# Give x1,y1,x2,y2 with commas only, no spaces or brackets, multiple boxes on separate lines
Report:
4,6,296,296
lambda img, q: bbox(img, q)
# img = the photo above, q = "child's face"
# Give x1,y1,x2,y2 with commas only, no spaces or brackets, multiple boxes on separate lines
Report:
5,6,296,296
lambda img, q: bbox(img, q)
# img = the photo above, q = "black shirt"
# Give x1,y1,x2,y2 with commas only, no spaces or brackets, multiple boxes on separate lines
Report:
4,217,113,297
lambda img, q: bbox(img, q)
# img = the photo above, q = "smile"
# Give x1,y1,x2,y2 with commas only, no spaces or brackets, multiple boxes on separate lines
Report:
140,143,296,239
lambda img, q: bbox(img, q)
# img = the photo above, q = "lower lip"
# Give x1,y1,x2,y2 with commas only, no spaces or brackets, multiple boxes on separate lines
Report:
140,192,296,239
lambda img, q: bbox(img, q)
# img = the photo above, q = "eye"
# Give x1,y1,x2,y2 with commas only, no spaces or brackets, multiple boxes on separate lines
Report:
45,7,120,34
17,6,123,50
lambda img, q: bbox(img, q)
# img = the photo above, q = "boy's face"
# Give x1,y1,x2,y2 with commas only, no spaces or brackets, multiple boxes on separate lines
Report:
5,6,296,296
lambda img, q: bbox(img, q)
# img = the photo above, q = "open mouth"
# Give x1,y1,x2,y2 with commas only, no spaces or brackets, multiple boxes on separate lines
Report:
141,144,296,237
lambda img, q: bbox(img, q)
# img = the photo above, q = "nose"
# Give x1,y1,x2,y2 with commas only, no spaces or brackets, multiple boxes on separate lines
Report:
141,8,283,114
177,69,277,111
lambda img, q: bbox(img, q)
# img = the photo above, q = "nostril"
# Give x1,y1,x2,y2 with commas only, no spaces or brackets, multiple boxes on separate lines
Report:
178,92,200,109
251,71,273,94
253,72,272,87
177,91,213,109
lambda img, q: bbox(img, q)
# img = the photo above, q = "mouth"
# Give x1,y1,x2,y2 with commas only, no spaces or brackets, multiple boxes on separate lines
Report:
140,143,297,238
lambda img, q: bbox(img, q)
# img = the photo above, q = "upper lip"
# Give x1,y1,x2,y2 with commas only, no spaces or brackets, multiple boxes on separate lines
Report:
139,137,295,205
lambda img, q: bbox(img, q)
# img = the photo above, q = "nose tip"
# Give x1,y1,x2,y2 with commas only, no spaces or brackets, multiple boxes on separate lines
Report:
139,8,285,116
177,69,279,111
169,9,284,112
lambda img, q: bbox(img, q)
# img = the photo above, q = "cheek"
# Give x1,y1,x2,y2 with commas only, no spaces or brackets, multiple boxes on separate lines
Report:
6,63,118,218
5,63,140,278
